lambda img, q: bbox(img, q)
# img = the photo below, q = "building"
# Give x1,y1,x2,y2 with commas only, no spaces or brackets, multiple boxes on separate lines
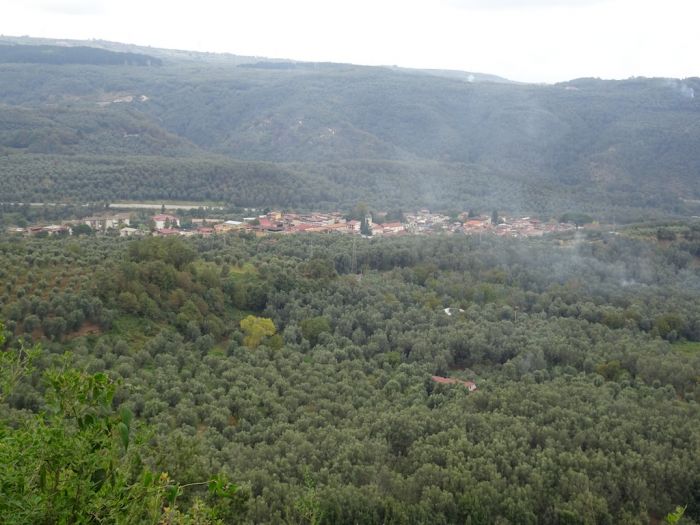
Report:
83,213,131,231
43,225,71,236
381,222,404,234
347,220,361,233
214,221,246,233
154,228,180,237
152,214,180,229
119,227,144,237
196,227,215,236
431,376,477,392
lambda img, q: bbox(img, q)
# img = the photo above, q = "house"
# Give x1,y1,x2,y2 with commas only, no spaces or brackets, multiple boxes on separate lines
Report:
381,222,404,235
347,220,361,233
28,225,70,236
43,225,71,236
215,220,245,233
119,227,144,237
296,224,327,233
152,214,180,229
191,218,223,226
154,228,180,237
258,218,274,229
431,376,477,392
83,213,131,231
325,223,349,233
257,218,284,232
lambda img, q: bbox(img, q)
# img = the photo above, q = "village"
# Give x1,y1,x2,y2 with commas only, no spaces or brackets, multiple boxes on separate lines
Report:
6,208,577,239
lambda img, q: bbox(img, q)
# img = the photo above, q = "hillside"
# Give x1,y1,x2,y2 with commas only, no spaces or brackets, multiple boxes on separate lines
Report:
0,42,161,66
1,231,699,522
0,38,699,218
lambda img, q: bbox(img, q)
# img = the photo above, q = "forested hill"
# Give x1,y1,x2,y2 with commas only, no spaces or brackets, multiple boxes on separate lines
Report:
0,38,699,218
0,43,161,66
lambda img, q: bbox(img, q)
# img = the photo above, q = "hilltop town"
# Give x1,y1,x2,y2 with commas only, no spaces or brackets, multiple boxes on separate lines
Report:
7,208,577,239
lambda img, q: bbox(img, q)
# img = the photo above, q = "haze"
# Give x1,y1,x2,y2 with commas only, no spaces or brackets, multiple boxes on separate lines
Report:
1,0,699,83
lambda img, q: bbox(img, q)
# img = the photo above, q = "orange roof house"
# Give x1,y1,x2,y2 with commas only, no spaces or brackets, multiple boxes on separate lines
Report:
431,376,477,392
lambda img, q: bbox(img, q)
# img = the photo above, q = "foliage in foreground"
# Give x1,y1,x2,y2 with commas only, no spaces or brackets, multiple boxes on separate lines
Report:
0,323,247,524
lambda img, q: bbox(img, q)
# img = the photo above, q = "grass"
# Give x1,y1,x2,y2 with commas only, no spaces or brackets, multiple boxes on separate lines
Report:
229,262,258,275
672,341,700,354
110,315,155,351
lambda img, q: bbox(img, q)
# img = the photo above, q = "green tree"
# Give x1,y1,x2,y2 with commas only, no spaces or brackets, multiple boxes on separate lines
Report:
360,216,372,236
239,315,276,349
72,223,93,236
300,316,331,347
0,322,246,524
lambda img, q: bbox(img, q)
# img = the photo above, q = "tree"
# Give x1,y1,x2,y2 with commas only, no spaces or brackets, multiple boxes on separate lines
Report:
657,227,677,242
360,216,372,236
349,202,369,221
300,316,331,347
73,223,93,236
240,315,276,349
560,212,594,227
0,322,247,523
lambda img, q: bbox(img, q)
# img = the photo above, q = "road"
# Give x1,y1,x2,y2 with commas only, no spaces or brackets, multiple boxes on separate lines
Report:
1,202,224,211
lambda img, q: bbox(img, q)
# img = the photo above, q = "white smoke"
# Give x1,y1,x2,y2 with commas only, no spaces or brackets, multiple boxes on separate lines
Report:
665,79,695,99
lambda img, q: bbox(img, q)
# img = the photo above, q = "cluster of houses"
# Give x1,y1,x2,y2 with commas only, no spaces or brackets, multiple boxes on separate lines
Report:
405,210,576,237
7,209,577,239
7,224,73,236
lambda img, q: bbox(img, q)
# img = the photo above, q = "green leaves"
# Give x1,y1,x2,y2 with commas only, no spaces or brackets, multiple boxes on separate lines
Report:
207,473,240,499
165,484,181,506
0,322,40,403
0,330,246,523
117,422,129,451
665,505,687,524
240,315,276,349
300,316,331,347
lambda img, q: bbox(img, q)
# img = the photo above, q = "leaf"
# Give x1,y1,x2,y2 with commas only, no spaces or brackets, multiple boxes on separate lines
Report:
165,485,180,506
143,470,153,487
81,413,95,429
38,463,47,490
119,406,133,430
91,468,107,491
665,505,687,524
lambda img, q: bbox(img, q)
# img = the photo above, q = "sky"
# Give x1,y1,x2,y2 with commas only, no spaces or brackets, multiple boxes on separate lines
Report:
1,0,699,83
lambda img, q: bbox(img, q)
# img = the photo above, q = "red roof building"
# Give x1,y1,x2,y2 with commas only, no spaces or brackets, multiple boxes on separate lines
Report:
154,228,180,236
431,376,477,392
152,214,180,229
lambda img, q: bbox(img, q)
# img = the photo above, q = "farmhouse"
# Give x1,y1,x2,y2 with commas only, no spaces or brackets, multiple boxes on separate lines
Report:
152,214,180,229
83,213,131,231
119,227,144,237
431,376,478,392
154,228,180,237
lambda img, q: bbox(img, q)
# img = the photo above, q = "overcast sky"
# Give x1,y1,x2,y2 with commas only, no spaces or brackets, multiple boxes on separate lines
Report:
1,0,698,82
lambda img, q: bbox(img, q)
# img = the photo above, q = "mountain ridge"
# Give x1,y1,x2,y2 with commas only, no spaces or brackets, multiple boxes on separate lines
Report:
0,37,698,220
